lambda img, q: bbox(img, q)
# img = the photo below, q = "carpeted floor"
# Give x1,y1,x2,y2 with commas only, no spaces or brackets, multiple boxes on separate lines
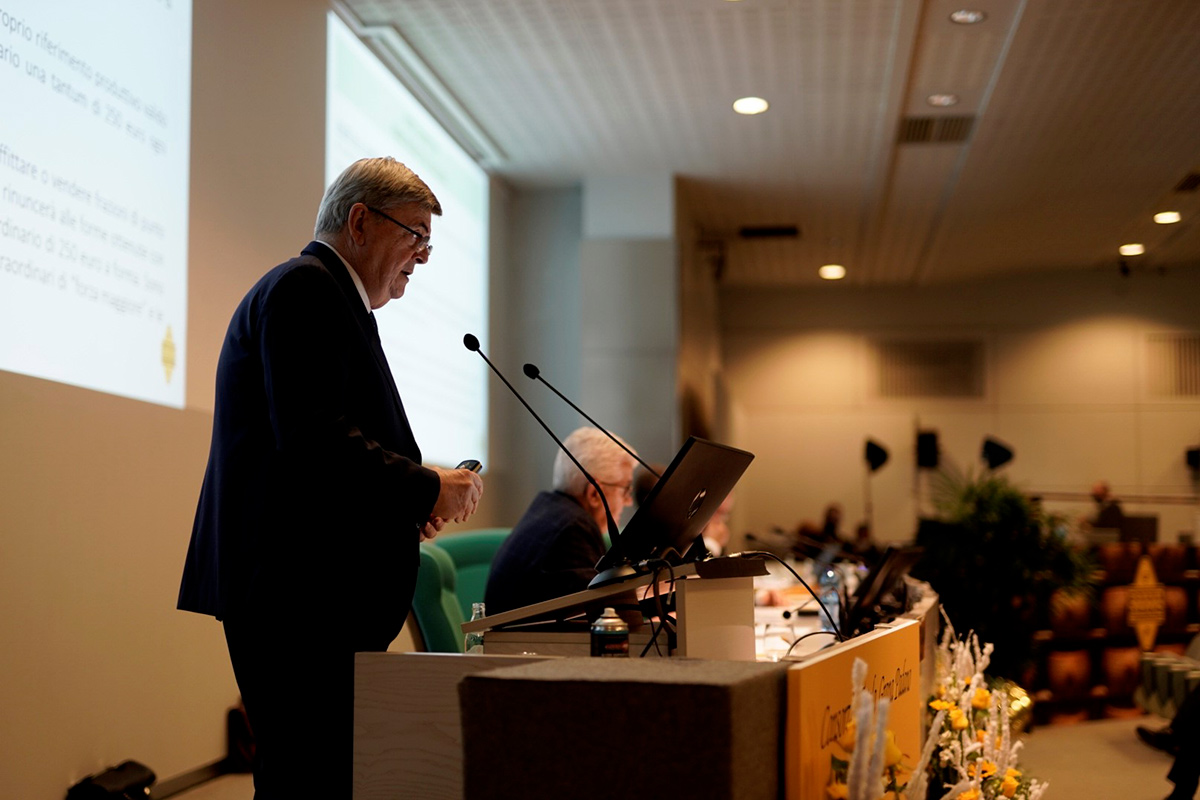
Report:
172,716,1181,799
1019,716,1177,799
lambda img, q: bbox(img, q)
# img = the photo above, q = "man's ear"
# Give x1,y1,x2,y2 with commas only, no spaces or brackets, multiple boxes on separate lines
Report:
582,483,602,509
346,203,369,245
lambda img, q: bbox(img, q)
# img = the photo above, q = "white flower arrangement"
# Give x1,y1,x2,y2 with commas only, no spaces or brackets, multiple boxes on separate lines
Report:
827,657,908,800
909,612,1049,800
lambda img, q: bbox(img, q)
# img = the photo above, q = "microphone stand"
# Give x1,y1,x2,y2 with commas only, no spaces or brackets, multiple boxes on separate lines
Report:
463,334,621,548
523,362,661,479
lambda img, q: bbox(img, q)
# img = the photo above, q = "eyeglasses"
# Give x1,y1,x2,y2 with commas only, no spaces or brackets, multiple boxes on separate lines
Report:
600,481,633,499
366,206,432,255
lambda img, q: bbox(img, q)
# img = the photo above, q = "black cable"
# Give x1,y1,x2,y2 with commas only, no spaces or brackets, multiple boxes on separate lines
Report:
784,628,839,657
649,561,677,657
639,559,676,657
733,550,845,641
642,561,666,657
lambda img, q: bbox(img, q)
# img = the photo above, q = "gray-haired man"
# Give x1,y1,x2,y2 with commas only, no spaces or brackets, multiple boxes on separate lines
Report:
179,157,483,798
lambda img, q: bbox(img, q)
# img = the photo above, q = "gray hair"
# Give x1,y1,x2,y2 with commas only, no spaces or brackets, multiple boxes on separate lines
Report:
314,157,442,237
552,427,637,497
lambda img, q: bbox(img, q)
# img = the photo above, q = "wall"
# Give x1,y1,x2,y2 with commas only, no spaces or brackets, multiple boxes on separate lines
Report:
487,185,584,522
581,172,678,468
719,268,1200,546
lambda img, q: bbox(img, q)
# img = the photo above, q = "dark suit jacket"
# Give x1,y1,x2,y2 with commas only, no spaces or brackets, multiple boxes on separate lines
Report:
484,490,605,614
178,241,440,651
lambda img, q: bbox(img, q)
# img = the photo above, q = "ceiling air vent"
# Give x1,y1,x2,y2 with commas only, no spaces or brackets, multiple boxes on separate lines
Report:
875,339,985,398
1147,332,1200,397
897,115,976,144
738,225,800,239
1173,172,1200,193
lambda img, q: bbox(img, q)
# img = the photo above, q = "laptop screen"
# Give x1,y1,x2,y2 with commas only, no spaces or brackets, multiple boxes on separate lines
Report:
591,437,754,586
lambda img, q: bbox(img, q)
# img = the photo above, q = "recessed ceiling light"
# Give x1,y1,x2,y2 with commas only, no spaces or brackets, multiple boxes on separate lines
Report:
1119,243,1145,256
949,10,987,24
1154,211,1182,224
927,93,960,107
818,264,846,280
733,96,769,115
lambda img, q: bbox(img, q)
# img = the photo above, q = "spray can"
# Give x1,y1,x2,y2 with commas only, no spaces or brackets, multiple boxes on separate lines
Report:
590,607,629,657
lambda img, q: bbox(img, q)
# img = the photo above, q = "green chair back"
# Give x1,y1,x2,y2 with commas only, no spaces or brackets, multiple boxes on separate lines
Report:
436,528,511,619
411,542,465,653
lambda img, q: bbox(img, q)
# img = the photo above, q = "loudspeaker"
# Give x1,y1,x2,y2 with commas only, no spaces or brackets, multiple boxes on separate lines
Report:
1186,447,1200,472
865,439,889,472
916,431,939,469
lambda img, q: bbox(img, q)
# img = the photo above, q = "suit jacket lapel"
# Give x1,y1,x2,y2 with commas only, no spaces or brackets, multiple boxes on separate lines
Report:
302,241,408,423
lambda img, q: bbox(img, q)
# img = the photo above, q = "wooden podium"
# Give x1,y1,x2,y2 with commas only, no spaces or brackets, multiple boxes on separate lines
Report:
460,556,768,660
354,556,769,799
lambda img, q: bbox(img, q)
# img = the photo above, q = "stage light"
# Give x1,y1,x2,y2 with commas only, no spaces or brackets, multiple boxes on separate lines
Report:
865,439,889,472
982,437,1013,470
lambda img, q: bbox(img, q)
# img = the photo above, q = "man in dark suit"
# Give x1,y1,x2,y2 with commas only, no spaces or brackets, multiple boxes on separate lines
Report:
485,427,636,613
178,157,483,798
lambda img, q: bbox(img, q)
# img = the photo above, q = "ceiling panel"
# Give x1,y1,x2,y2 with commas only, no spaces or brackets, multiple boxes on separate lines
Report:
340,0,1200,287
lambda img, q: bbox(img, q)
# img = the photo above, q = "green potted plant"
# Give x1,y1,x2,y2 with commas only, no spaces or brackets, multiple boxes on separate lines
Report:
911,467,1096,682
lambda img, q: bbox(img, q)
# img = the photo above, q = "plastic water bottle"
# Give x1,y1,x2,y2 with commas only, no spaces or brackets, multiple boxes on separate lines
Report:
464,602,486,654
817,567,842,635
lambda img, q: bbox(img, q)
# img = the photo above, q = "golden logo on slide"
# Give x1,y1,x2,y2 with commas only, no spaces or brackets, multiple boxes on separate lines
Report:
162,326,176,383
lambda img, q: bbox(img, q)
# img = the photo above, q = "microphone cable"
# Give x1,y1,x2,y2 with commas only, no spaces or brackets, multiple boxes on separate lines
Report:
639,558,677,658
731,550,845,641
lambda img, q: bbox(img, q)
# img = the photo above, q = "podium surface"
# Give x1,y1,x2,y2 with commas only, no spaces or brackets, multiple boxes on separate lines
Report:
461,556,768,660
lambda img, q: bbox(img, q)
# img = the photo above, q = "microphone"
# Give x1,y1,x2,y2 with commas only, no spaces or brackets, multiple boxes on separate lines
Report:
522,362,661,479
463,334,622,547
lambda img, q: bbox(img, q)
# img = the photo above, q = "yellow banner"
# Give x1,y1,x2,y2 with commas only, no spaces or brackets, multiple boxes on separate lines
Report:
785,619,922,800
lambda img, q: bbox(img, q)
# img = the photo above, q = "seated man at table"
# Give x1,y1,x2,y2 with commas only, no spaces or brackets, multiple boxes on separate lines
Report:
485,427,637,614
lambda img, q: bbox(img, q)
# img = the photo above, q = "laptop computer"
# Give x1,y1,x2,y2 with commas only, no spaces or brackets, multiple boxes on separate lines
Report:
590,436,754,587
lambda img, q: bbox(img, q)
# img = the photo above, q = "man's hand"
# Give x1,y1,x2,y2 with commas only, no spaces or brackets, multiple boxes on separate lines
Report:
429,466,483,523
421,516,447,542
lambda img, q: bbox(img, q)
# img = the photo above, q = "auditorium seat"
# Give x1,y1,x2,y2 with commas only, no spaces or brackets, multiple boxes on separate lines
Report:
411,543,466,653
437,528,511,619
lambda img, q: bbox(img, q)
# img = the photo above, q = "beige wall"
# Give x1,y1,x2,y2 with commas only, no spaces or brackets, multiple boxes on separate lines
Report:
718,268,1200,547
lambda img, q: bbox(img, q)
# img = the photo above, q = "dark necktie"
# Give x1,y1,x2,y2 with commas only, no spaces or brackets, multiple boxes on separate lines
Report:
367,311,381,342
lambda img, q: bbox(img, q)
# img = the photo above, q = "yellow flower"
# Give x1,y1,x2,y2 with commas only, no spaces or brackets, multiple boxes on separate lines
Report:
958,790,980,800
838,720,858,752
826,781,849,799
975,729,987,743
1001,775,1020,797
884,730,904,767
949,708,969,730
972,687,991,709
930,699,952,711
880,793,907,800
980,760,998,778
1005,768,1022,780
